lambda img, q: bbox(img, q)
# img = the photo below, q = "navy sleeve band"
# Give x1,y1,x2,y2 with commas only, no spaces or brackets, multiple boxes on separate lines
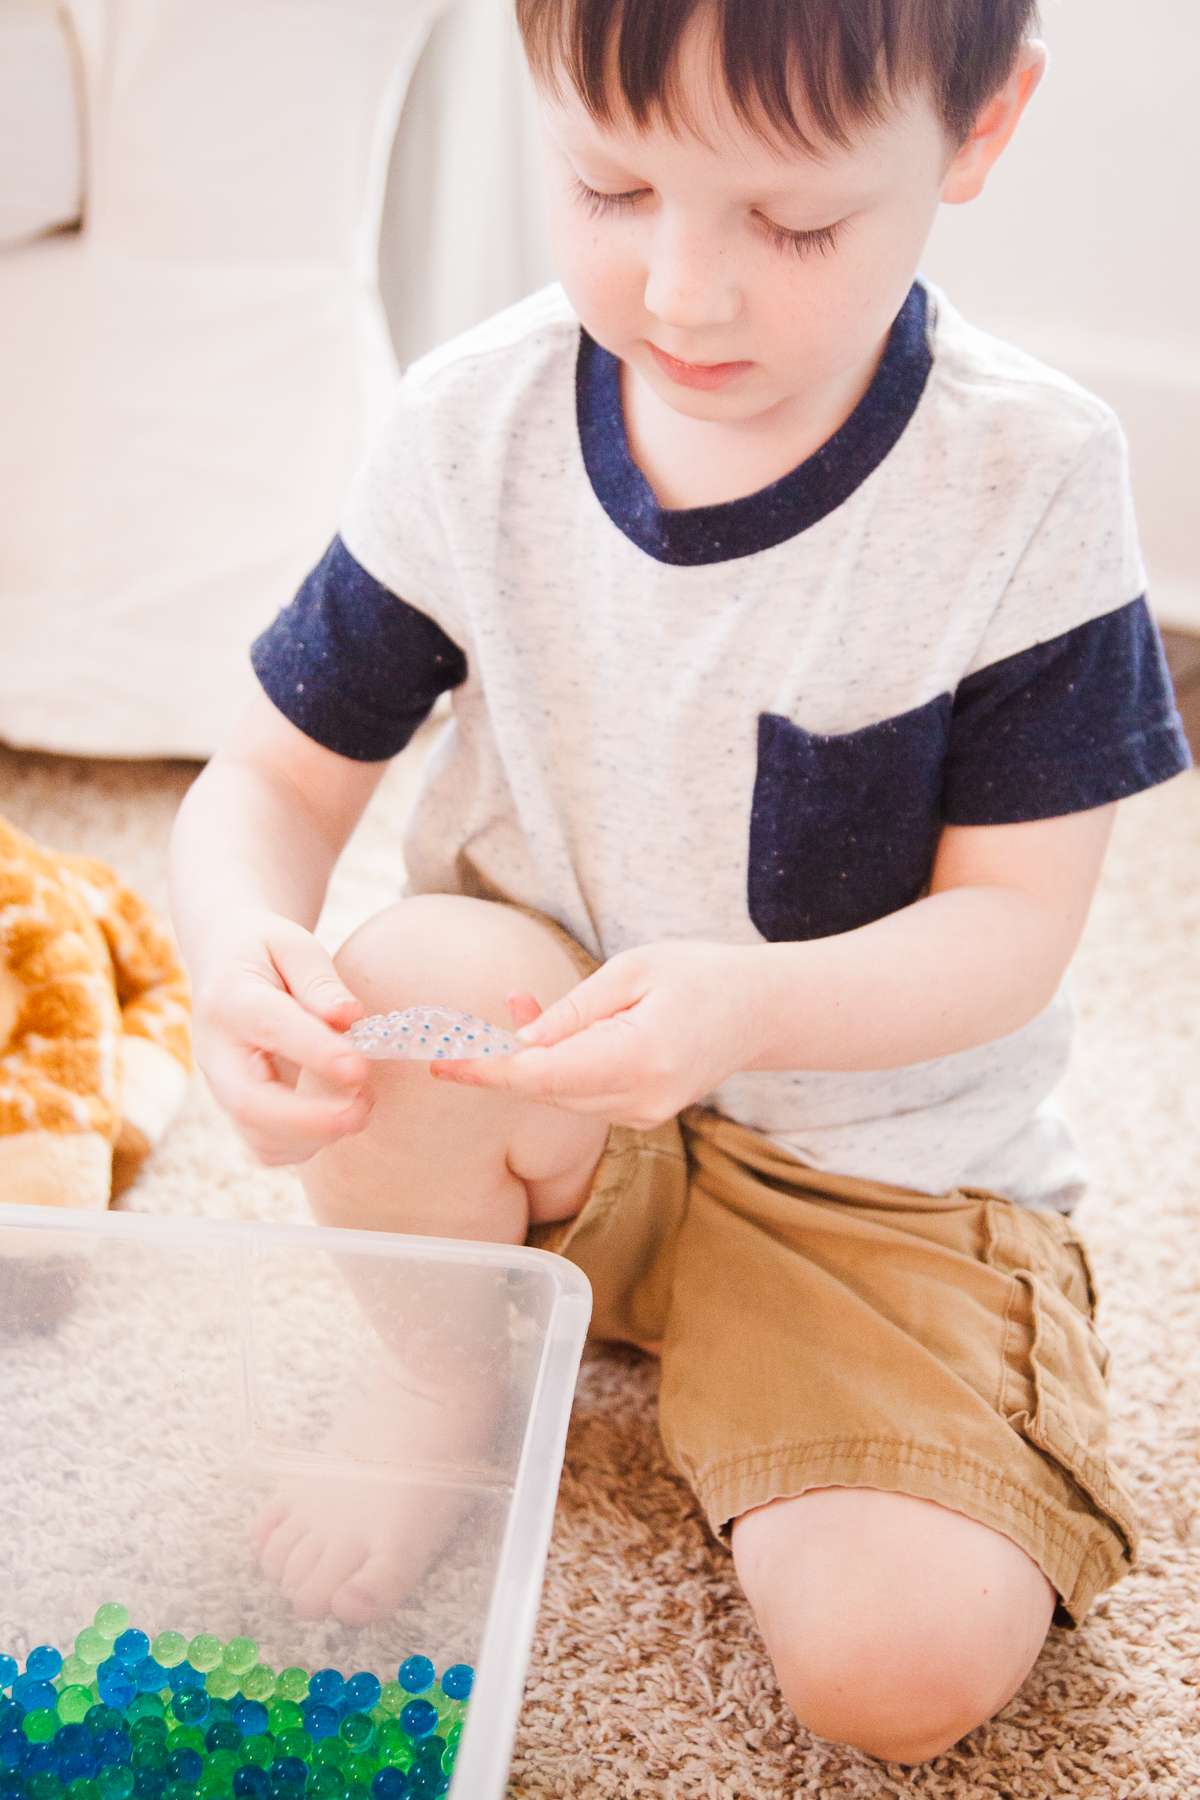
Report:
943,597,1191,825
250,536,467,762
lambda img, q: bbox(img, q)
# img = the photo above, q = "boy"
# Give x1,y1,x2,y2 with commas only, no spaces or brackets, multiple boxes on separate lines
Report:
169,0,1190,1765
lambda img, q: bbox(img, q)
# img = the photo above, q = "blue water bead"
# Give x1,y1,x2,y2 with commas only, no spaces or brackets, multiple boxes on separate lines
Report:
0,1707,22,1737
371,1774,409,1800
395,1664,432,1700
404,1770,447,1800
306,1673,343,1708
129,1663,166,1698
268,1761,306,1789
14,1685,56,1715
300,1708,337,1744
0,1666,16,1696
18,1746,55,1777
57,1749,98,1784
24,1655,61,1687
112,1637,149,1673
163,1753,200,1786
232,1772,268,1800
92,1735,131,1769
96,1670,134,1713
131,1771,166,1800
0,1774,25,1798
0,1735,23,1771
164,1670,203,1699
437,1666,471,1704
341,1679,380,1717
230,1706,267,1742
53,1729,91,1759
396,1704,436,1742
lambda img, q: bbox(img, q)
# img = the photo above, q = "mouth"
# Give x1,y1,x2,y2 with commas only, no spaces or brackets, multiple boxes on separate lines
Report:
646,343,754,391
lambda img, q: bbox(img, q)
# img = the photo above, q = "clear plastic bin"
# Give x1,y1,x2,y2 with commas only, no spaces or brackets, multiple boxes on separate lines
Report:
0,1203,592,1800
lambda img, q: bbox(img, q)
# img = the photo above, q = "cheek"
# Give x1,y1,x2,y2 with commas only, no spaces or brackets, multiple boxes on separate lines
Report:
550,223,645,333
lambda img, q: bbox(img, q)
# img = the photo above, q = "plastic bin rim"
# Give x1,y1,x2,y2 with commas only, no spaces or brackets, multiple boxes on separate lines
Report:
0,1200,593,1301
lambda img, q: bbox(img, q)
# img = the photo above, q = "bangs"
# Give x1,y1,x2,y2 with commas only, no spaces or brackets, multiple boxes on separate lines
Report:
516,0,1040,150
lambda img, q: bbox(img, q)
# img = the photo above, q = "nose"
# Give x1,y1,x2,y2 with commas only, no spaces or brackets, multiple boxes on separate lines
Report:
642,218,741,330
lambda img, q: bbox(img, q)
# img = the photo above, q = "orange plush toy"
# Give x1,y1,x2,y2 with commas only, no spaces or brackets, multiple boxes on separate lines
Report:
0,817,192,1209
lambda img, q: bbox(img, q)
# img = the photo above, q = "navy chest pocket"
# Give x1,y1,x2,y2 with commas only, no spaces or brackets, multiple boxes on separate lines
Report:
748,697,953,942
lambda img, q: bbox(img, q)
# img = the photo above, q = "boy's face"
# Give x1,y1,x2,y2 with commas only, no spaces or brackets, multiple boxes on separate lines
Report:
539,22,1033,435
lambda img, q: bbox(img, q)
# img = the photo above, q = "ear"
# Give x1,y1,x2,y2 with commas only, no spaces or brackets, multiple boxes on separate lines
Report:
941,40,1047,205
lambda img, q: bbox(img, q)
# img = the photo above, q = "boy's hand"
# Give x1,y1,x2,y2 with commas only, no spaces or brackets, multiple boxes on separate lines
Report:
192,909,373,1165
431,940,759,1129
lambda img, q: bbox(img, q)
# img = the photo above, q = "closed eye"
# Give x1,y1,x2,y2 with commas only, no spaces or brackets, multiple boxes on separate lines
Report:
572,177,650,217
757,216,842,258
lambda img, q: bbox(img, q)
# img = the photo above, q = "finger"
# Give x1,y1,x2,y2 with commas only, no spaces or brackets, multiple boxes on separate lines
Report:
269,935,366,1030
505,989,543,1032
514,959,646,1048
433,1019,644,1110
217,978,369,1090
205,1041,373,1150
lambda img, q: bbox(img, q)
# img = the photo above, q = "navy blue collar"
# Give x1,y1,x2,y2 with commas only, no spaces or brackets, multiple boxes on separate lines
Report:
576,281,932,567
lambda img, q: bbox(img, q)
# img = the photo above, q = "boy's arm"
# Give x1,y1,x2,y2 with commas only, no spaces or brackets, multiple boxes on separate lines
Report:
169,693,389,1164
436,804,1115,1129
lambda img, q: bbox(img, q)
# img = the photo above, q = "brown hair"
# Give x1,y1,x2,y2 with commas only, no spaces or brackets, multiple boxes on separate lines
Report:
515,0,1040,149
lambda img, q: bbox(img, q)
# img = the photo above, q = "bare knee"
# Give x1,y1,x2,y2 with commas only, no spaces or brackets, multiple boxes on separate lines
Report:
732,1487,1055,1764
333,892,584,1024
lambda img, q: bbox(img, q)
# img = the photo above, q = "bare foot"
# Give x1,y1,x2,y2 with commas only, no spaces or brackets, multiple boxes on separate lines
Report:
249,1351,503,1624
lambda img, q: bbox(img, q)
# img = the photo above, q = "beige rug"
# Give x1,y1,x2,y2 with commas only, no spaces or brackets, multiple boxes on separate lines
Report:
2,736,1198,1799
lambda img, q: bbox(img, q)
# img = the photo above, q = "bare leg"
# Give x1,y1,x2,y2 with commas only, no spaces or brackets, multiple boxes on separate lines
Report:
252,895,609,1622
732,1487,1056,1764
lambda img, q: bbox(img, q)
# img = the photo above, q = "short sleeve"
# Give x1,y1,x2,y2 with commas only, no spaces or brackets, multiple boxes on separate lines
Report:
251,536,467,762
943,598,1191,824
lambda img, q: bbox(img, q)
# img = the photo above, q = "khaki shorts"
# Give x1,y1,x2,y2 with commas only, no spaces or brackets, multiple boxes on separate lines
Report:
524,916,1140,1628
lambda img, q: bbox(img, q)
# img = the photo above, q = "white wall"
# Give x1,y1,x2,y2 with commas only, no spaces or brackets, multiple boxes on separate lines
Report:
920,0,1200,627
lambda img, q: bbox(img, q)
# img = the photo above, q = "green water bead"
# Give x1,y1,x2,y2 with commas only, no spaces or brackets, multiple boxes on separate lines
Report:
126,1696,165,1725
204,1670,239,1703
237,1667,274,1705
218,1640,256,1676
444,1723,461,1752
273,1730,313,1763
23,1708,59,1743
74,1630,110,1668
163,1782,198,1800
339,1717,373,1755
204,1751,240,1784
86,1708,124,1737
375,1686,404,1720
165,1726,206,1755
312,1741,348,1772
56,1687,96,1725
130,1718,168,1746
273,1671,309,1706
98,1770,135,1800
309,1772,344,1800
372,1726,410,1773
196,1779,229,1800
59,1658,98,1690
238,1737,275,1771
66,1781,101,1800
93,1605,129,1640
265,1701,302,1736
151,1635,188,1671
26,1778,63,1800
185,1637,222,1675
131,1745,166,1774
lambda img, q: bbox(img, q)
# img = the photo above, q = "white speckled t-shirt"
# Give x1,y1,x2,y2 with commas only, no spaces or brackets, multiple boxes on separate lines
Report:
253,280,1189,1209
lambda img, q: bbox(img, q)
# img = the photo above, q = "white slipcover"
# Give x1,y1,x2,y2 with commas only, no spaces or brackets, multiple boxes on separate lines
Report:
0,0,449,756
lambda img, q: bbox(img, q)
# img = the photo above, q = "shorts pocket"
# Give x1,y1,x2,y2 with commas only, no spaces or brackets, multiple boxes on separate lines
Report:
748,698,951,941
1001,1272,1140,1562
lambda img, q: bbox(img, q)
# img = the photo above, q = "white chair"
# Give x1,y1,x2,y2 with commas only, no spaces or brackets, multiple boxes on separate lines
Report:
0,0,451,756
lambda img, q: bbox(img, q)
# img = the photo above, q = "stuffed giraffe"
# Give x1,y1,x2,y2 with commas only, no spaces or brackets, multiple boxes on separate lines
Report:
0,817,192,1209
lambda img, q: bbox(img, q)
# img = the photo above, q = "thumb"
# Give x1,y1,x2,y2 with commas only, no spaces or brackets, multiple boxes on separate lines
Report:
271,934,364,1029
515,957,644,1048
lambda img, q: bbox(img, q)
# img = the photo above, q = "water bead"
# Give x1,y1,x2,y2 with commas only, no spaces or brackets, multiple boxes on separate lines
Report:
437,1667,470,1706
91,1614,126,1648
299,1708,336,1746
67,1780,102,1800
267,1763,304,1790
394,1666,430,1703
263,1706,299,1740
98,1773,133,1800
109,1642,146,1678
123,1704,162,1732
161,1782,197,1800
306,1674,343,1710
0,1735,21,1770
337,1717,372,1756
234,1743,272,1776
268,1736,309,1769
230,1775,266,1800
131,1774,165,1800
0,1664,15,1694
24,1713,59,1747
370,1775,408,1800
167,1699,207,1732
181,1649,216,1685
395,1705,435,1745
232,1677,269,1714
54,1693,93,1731
345,1005,520,1062
163,1755,200,1788
197,1679,233,1711
94,1679,132,1718
341,1680,380,1720
25,1655,61,1687
163,1674,201,1704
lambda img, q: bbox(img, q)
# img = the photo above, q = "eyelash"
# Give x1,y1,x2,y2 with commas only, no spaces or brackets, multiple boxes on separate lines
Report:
571,180,842,257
